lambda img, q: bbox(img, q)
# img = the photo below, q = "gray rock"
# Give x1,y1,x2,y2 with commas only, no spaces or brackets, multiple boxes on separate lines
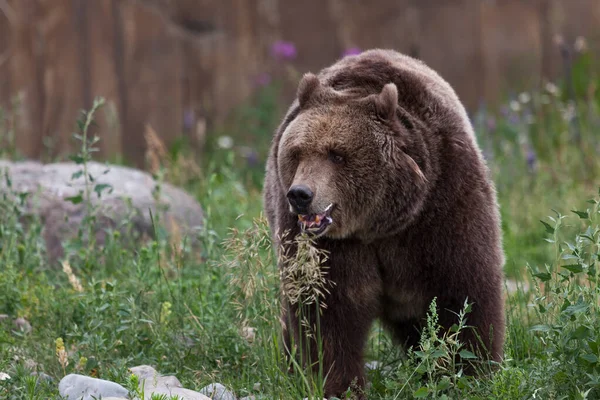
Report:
58,374,129,400
13,317,32,334
129,365,160,381
199,383,236,400
0,160,204,263
130,364,210,400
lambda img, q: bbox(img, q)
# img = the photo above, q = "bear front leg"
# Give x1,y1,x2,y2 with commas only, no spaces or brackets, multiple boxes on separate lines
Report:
284,298,376,399
284,250,381,397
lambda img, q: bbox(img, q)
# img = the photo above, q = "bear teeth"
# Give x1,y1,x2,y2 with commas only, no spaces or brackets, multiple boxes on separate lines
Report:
297,204,334,233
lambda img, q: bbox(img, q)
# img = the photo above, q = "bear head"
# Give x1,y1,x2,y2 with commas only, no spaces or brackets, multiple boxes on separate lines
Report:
277,73,429,241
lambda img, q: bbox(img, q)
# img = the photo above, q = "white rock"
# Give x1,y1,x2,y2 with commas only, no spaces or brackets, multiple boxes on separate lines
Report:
58,374,129,400
0,372,10,381
130,364,210,400
199,383,236,400
129,365,160,380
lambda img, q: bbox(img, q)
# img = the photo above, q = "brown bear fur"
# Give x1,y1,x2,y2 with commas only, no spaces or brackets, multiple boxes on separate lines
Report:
263,49,505,398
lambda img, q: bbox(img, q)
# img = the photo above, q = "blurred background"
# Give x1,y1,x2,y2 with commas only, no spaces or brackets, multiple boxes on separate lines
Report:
1,0,600,276
0,0,598,166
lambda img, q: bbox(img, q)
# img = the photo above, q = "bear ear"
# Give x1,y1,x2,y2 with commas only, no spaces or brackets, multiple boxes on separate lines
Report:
297,73,321,109
376,83,398,121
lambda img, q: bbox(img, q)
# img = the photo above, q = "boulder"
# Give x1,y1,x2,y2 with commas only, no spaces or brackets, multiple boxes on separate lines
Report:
0,160,204,262
58,374,129,400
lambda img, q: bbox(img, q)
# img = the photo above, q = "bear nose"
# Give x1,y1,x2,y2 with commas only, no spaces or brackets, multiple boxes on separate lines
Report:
287,184,314,213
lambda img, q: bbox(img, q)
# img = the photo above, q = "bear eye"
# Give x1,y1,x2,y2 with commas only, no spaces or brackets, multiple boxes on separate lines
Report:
328,150,345,165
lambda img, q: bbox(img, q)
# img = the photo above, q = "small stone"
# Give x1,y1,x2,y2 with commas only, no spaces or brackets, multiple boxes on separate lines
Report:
199,383,236,400
58,374,129,400
0,372,11,381
13,317,32,334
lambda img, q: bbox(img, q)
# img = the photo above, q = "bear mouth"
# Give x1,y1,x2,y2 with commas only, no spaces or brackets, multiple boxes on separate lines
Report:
297,204,334,236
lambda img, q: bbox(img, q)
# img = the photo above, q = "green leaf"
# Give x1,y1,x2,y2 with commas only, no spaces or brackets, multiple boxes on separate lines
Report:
569,326,591,341
581,354,598,364
459,350,477,359
540,220,555,234
413,387,429,398
533,272,551,282
562,264,583,273
572,210,589,219
530,324,551,332
65,194,84,204
436,378,451,391
431,349,447,358
71,170,83,180
94,183,113,198
563,302,589,316
69,154,85,164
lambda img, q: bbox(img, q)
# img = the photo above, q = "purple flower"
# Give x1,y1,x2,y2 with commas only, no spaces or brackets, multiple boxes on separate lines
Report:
254,72,272,87
183,109,194,131
239,146,259,167
271,40,297,61
526,149,537,171
486,116,496,132
342,47,362,57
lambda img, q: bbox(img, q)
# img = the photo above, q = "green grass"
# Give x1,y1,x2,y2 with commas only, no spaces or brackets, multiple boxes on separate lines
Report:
1,61,600,399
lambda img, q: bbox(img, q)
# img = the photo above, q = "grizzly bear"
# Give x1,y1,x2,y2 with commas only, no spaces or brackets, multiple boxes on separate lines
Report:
263,49,505,398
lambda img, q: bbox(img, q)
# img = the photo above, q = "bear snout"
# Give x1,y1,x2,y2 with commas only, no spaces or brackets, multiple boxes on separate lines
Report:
287,184,314,214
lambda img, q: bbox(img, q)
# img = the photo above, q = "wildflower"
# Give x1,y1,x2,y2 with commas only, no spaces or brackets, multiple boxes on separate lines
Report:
76,356,88,372
271,40,297,61
562,102,576,122
545,82,560,96
239,146,259,167
509,100,521,112
159,302,172,323
574,36,588,53
183,109,195,131
342,47,362,57
62,261,83,293
55,337,69,371
0,372,10,381
217,135,234,150
518,92,531,104
526,149,537,171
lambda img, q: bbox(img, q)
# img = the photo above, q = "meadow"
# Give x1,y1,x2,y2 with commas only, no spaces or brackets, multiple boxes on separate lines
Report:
0,51,600,399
